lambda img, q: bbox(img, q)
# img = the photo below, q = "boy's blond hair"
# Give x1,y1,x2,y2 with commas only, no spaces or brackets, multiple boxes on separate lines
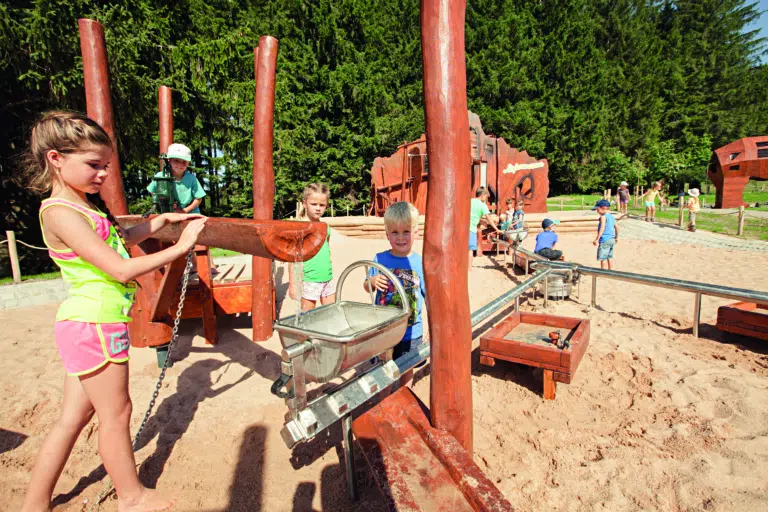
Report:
384,201,419,232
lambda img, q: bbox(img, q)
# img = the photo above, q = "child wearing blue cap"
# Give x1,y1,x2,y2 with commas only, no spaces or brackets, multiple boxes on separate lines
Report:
534,218,564,260
592,199,619,269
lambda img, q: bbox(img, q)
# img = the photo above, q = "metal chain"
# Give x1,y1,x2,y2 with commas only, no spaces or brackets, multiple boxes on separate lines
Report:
89,248,195,510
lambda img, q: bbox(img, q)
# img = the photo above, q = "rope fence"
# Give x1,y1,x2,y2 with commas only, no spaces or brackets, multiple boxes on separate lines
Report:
1,230,49,285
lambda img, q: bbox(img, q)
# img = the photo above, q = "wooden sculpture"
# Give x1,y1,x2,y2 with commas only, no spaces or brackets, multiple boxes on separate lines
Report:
708,136,768,208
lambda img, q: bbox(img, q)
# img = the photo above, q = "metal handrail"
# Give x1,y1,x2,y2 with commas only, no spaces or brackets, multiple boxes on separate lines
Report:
470,269,553,326
531,260,768,337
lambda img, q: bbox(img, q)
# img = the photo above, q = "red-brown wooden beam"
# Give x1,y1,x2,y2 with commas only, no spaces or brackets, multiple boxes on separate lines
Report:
78,19,173,348
159,85,173,166
78,19,128,216
421,0,474,453
116,216,326,262
252,38,278,342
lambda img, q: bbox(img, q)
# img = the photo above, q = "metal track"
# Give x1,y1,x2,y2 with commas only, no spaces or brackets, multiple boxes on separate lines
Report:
532,260,768,336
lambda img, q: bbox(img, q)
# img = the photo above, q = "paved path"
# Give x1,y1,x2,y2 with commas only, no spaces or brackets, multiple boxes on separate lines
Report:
620,218,768,252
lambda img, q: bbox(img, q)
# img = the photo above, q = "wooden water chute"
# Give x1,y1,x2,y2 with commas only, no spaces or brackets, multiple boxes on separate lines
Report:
77,20,323,349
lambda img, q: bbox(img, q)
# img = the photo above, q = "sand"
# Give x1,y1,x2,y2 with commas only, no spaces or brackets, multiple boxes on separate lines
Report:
1,227,768,511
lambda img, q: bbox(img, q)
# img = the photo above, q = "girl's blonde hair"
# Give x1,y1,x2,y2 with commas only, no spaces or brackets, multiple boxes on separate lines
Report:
384,201,419,231
302,182,330,201
23,111,113,194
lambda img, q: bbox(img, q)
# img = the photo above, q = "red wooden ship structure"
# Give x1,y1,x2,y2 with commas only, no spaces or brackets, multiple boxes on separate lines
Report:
708,136,768,208
369,114,550,223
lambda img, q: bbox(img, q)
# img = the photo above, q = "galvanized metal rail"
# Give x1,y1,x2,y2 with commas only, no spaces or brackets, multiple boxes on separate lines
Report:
532,260,768,337
470,268,553,326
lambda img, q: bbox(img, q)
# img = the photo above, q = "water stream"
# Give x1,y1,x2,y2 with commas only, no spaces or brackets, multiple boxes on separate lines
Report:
293,238,305,327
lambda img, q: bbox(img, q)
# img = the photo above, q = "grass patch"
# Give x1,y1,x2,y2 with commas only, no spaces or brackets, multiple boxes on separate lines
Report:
0,271,61,286
209,248,242,258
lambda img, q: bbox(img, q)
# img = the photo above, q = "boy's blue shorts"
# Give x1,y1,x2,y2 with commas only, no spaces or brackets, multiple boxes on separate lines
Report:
393,336,423,360
597,239,615,260
468,232,478,251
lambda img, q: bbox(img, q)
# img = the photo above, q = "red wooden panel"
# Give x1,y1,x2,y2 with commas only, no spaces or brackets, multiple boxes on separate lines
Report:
479,350,569,374
352,388,514,512
481,337,564,367
520,312,581,330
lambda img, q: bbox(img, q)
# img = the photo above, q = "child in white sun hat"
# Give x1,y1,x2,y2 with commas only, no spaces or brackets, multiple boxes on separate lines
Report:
686,188,700,232
148,143,207,214
617,181,630,215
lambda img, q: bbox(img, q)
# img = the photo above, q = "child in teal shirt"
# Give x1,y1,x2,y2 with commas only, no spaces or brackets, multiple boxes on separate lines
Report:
147,143,206,213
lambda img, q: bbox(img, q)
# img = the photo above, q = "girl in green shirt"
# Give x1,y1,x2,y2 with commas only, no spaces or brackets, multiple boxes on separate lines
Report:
289,183,335,311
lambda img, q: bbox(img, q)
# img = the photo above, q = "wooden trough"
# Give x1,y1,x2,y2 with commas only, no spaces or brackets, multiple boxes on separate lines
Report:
352,388,514,511
716,301,768,341
479,312,591,400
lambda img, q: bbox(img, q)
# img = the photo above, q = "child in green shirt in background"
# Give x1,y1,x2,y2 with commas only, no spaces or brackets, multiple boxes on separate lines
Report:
147,143,206,213
289,183,335,311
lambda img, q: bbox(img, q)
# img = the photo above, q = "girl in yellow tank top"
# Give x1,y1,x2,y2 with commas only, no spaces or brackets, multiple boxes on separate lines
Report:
21,112,208,512
642,182,665,223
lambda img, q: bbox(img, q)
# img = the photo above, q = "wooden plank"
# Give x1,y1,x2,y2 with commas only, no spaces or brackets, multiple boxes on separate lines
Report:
150,255,188,322
223,263,246,283
479,350,569,374
543,370,556,400
195,248,218,345
481,337,564,367
213,263,234,283
520,312,581,330
212,284,252,315
716,322,768,340
352,388,513,512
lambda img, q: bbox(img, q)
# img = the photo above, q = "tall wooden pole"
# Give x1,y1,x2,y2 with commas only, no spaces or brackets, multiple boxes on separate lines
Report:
159,86,173,162
78,19,128,216
421,0,473,453
252,39,277,342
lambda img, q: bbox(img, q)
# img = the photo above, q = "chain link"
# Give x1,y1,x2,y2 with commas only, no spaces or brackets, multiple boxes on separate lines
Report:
89,248,194,510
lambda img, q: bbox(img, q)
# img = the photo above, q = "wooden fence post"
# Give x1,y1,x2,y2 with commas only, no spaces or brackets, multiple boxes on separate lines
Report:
6,231,22,284
581,197,584,210
737,206,745,236
560,197,564,211
678,198,684,227
331,203,334,217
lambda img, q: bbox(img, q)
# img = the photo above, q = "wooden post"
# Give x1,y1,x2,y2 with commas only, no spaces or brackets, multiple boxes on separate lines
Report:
347,205,350,217
560,197,564,211
678,197,685,227
331,203,334,217
422,0,473,454
543,370,556,400
737,206,745,236
78,19,128,216
6,231,21,284
581,197,584,210
158,86,173,163
252,38,278,342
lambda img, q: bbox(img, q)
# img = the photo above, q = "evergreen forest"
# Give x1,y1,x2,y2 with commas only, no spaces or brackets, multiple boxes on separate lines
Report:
1,0,767,274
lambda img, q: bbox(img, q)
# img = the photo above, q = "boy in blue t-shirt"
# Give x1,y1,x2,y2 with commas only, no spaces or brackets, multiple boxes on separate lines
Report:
147,143,206,214
534,218,565,260
364,201,426,377
591,199,619,269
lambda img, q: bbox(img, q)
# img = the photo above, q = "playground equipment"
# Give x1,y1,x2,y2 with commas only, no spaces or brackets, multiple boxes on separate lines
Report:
534,260,768,338
716,302,768,341
708,136,768,208
370,113,550,253
480,312,591,400
78,21,292,349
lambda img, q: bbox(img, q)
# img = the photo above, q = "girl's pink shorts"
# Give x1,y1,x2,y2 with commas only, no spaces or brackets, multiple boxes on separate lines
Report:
54,321,130,376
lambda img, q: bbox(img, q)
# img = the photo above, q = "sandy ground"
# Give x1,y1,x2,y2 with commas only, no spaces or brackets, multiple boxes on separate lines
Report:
1,227,768,511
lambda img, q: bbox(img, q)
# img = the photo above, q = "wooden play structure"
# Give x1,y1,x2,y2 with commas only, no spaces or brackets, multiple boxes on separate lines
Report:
479,312,591,400
77,21,322,348
716,302,768,341
370,114,550,218
708,136,768,208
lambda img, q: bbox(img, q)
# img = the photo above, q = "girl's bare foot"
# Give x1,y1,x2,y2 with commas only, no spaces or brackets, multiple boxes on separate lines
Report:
118,488,176,512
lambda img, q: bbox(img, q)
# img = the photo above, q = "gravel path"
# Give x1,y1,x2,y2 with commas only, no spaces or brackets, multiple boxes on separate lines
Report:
620,218,768,252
